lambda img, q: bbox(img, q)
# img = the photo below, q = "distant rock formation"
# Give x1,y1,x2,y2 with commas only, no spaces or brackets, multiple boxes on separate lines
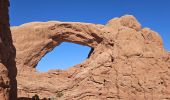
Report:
11,15,170,99
0,0,17,100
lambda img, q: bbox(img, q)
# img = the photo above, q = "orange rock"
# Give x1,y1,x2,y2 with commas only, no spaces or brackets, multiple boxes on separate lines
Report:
0,0,17,100
11,15,170,99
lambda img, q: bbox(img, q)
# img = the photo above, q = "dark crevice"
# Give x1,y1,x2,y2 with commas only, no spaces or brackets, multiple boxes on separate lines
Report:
91,33,103,43
88,48,94,58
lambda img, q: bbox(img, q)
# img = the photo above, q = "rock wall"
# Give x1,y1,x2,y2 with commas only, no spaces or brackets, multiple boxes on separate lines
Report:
12,15,170,100
0,0,17,100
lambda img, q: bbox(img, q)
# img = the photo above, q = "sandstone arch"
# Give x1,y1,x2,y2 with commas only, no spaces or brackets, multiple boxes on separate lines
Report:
12,22,104,70
11,15,170,99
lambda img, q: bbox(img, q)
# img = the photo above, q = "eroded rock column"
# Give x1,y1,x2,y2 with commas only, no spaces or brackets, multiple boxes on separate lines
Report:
0,0,17,99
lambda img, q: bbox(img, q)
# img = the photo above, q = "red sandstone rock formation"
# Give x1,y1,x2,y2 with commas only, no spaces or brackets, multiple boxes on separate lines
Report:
0,0,17,100
11,15,170,100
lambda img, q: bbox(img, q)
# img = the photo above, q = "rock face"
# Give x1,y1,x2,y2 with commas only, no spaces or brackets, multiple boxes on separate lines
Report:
0,0,17,100
11,15,170,100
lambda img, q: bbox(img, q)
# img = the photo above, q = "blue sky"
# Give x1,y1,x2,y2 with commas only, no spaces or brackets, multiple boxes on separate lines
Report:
35,42,91,71
10,0,170,71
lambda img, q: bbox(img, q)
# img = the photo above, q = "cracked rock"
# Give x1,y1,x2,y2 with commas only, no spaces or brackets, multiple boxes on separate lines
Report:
11,15,170,100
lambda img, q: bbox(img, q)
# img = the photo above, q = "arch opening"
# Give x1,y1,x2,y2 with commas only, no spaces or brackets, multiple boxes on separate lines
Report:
36,42,92,72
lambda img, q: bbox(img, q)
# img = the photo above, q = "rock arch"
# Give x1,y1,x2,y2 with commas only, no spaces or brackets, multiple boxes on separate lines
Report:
11,16,170,99
12,22,104,70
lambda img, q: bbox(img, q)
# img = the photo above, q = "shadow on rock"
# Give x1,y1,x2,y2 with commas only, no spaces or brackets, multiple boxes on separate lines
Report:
17,97,32,100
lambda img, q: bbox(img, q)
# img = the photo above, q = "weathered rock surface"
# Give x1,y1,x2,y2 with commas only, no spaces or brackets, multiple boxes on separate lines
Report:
11,15,170,100
0,0,17,100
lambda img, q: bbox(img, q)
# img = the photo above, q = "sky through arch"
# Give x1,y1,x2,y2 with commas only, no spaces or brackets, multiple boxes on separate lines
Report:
36,42,91,72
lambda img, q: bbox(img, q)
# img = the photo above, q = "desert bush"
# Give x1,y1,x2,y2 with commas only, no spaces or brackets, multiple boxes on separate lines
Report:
32,94,40,100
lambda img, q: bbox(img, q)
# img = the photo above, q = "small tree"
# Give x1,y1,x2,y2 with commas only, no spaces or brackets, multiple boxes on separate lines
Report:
32,94,40,100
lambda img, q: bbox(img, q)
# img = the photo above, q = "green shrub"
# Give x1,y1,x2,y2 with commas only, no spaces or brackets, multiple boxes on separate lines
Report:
32,94,40,100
